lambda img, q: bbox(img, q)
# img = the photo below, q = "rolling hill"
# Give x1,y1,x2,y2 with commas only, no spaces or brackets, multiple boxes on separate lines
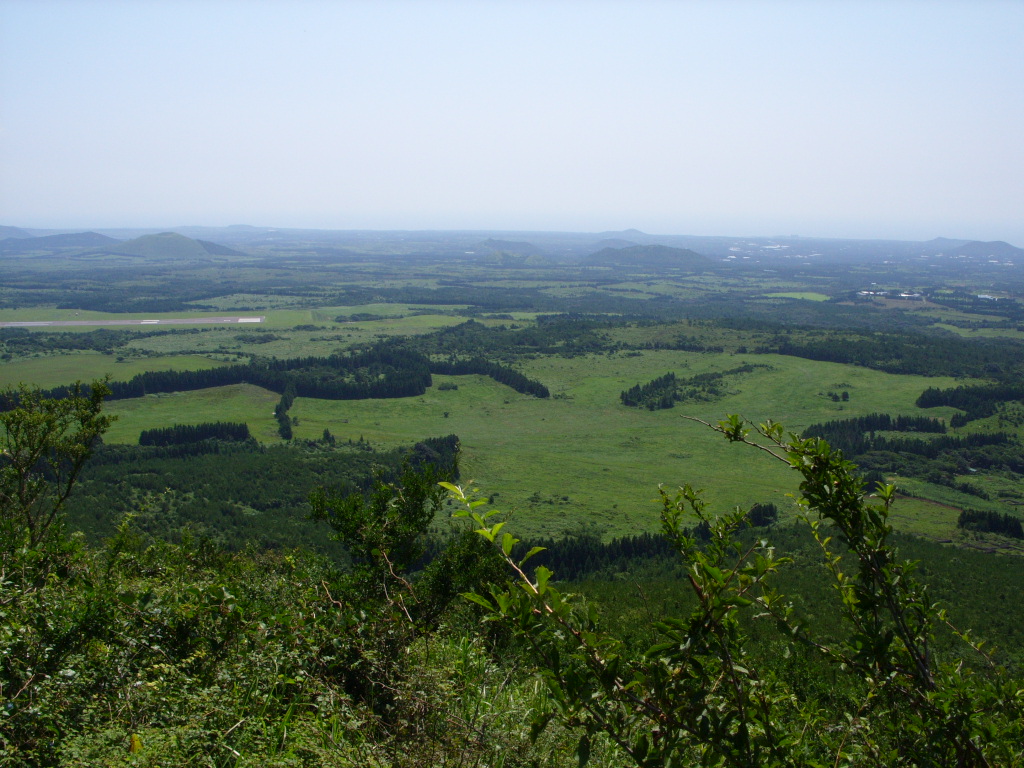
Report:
582,243,714,271
95,231,247,260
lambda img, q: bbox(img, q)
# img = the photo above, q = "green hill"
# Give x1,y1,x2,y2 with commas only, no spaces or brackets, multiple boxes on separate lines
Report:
582,243,713,271
99,231,245,259
950,240,1024,260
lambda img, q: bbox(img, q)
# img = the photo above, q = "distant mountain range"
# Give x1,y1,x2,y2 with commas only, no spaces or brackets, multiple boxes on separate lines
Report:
2,224,1021,268
0,230,245,259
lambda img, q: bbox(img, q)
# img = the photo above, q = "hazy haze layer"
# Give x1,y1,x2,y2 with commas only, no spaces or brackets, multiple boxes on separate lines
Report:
1,0,1022,244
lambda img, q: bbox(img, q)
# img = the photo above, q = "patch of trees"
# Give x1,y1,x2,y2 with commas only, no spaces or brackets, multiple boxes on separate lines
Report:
419,316,622,359
621,364,767,409
138,421,251,446
274,384,296,439
750,330,1023,380
327,283,670,317
805,412,946,442
917,382,1024,426
496,504,780,582
620,372,678,409
802,413,1024,494
29,340,552,406
0,326,201,357
957,508,1024,539
39,343,436,403
802,421,1009,462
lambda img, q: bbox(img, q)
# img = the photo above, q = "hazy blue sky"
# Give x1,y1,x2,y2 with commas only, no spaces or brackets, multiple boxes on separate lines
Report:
2,0,1022,243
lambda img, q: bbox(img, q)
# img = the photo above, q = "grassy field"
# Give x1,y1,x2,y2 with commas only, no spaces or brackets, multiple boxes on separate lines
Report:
278,350,960,538
103,384,281,444
0,334,981,541
763,291,831,301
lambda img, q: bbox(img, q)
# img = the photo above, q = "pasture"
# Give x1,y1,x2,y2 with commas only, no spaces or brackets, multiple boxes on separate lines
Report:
284,350,959,538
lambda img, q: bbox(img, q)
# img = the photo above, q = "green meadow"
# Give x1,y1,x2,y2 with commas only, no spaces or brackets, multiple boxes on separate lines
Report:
102,383,281,444
3,341,966,539
763,291,831,301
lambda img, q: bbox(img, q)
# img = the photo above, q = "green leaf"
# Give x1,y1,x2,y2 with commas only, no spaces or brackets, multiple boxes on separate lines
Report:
501,532,519,556
705,566,726,585
462,592,495,611
535,565,553,594
521,545,546,564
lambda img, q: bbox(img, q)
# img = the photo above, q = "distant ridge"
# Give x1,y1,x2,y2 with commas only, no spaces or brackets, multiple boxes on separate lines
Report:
583,244,712,270
0,225,33,239
474,238,545,257
0,231,120,254
923,237,972,250
97,232,246,259
588,238,640,252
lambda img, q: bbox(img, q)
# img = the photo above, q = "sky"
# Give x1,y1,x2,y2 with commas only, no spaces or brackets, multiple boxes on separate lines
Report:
1,0,1022,244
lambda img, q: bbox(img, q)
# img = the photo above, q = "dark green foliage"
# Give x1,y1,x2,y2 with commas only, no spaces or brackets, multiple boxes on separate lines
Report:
275,383,296,439
62,436,459,557
1,381,114,552
918,381,1024,424
746,501,778,527
420,316,623,359
87,343,435,402
756,331,1024,380
512,531,677,581
309,461,451,588
138,420,250,446
958,508,1024,538
620,371,677,409
620,364,768,409
802,412,1024,495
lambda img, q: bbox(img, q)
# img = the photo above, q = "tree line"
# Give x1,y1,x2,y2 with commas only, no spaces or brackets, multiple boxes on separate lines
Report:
138,421,251,446
957,508,1024,539
917,382,1024,425
27,342,552,406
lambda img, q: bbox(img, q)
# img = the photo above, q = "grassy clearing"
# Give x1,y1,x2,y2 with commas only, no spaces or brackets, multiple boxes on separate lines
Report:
0,353,229,390
287,351,958,539
103,384,281,444
932,323,1024,340
120,312,467,359
763,291,831,301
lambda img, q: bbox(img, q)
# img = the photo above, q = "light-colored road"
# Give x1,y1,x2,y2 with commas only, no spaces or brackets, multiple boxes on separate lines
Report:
0,316,265,328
